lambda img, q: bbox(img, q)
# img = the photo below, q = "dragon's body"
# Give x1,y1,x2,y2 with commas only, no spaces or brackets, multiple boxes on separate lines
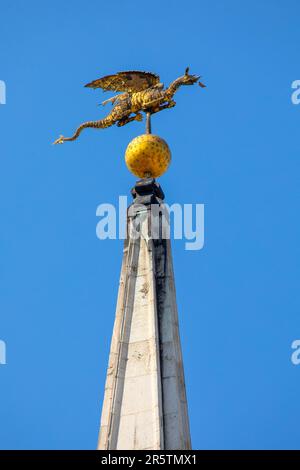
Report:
54,68,205,144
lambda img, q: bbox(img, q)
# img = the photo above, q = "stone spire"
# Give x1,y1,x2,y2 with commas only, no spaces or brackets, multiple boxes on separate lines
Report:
97,178,191,450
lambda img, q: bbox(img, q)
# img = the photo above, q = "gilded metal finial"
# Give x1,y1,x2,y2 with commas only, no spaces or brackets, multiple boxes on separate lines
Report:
53,68,206,144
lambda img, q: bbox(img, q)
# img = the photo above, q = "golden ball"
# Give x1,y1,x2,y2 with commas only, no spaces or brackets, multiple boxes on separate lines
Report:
125,134,171,178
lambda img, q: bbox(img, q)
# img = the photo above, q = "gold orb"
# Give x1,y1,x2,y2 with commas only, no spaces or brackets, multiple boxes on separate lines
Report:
125,134,171,178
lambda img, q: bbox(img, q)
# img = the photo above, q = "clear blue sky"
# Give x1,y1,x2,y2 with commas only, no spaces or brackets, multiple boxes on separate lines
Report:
1,0,300,450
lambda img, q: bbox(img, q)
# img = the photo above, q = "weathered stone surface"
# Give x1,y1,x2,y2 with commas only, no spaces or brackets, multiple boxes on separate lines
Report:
97,181,191,450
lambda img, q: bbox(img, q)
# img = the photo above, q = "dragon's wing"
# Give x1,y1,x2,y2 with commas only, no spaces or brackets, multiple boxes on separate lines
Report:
85,71,160,93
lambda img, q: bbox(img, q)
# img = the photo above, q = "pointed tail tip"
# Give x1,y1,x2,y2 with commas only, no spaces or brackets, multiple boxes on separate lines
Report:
53,135,65,145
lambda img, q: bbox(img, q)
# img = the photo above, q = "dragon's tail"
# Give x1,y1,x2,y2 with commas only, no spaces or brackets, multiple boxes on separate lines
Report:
53,117,112,144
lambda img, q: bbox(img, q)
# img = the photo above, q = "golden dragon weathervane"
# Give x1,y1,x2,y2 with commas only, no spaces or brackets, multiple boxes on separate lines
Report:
53,68,205,144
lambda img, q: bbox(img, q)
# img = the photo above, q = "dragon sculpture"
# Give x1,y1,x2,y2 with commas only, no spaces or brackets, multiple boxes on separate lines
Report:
53,68,205,144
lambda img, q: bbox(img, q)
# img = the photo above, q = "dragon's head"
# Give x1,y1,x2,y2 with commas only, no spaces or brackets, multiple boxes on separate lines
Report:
181,67,206,88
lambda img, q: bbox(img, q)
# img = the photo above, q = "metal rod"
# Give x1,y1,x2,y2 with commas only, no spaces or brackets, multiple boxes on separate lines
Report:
146,112,152,134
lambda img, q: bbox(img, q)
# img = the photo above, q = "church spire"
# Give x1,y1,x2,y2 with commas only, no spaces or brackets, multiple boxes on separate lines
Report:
98,178,191,450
